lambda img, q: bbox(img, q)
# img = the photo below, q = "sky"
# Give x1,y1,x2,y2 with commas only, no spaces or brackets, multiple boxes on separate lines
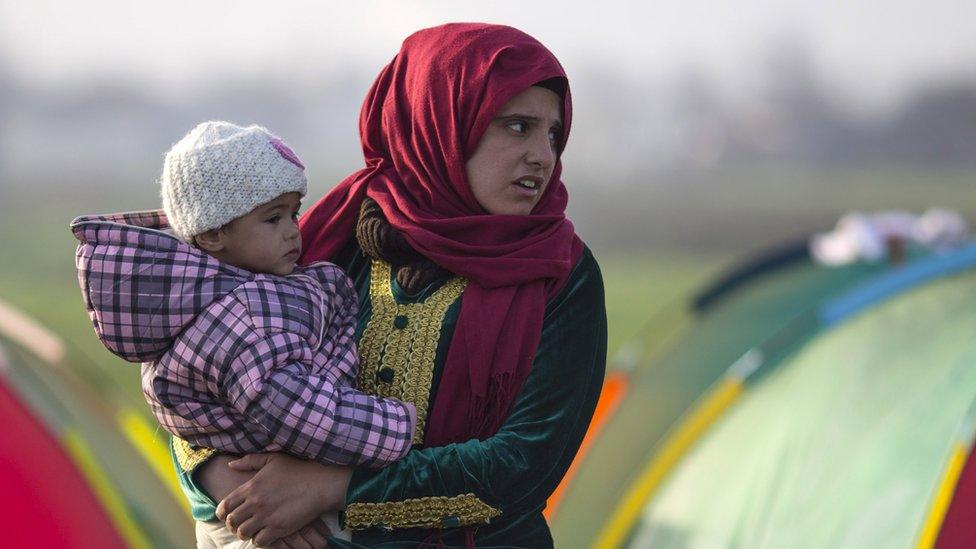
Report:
2,0,975,111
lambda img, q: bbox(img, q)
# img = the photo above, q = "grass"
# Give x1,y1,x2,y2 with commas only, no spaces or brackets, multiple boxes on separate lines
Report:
0,187,718,403
597,250,724,365
3,165,972,393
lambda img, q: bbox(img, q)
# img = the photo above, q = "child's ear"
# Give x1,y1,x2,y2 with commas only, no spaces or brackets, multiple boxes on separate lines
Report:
194,228,225,252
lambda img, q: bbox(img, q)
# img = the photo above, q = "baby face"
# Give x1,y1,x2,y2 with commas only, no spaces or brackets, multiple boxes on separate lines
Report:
217,192,303,276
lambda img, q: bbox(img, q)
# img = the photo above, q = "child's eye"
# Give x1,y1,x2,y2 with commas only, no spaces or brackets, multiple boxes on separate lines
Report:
291,211,300,221
266,215,281,224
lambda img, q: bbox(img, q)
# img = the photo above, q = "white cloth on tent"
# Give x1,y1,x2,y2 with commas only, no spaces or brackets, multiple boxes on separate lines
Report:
810,209,969,266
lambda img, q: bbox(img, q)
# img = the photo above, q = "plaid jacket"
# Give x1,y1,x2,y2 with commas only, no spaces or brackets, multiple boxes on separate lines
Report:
71,210,413,467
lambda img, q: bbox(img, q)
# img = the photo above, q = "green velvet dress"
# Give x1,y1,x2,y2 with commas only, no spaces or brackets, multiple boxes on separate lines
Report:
171,242,607,548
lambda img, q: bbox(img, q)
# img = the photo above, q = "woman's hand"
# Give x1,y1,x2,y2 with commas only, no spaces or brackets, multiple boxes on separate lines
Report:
267,517,333,549
215,453,353,547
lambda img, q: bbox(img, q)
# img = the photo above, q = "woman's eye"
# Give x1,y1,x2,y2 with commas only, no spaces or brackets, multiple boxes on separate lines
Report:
548,129,559,143
507,120,527,134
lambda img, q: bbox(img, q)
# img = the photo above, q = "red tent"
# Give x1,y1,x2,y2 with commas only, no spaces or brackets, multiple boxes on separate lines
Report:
0,366,125,548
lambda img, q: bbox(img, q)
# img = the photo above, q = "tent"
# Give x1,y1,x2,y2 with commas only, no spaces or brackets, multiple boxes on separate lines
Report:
550,240,976,548
0,356,125,547
0,301,193,548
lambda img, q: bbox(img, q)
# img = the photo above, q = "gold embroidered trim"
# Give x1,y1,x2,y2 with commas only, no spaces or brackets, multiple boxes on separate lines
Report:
172,437,217,473
344,493,500,531
357,260,466,445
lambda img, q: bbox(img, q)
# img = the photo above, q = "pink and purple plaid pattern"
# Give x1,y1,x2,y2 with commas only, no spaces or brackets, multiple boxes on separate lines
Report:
71,210,413,467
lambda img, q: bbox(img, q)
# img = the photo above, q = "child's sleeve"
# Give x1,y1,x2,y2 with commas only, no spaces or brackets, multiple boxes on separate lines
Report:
307,261,361,389
220,330,415,468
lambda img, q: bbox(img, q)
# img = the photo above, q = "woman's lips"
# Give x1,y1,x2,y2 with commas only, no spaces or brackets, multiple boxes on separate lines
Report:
512,176,543,197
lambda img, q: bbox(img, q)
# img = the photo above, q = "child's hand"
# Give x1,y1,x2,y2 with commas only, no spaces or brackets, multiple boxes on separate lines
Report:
197,454,255,503
216,453,352,547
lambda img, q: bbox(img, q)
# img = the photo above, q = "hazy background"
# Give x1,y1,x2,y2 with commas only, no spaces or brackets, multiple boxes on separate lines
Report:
2,0,975,385
3,0,976,384
2,0,975,251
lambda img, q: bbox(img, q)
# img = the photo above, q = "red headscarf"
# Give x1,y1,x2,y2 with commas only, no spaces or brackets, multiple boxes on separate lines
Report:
300,22,583,446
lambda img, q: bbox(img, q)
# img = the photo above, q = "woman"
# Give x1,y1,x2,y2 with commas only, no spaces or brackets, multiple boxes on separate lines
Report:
177,22,607,547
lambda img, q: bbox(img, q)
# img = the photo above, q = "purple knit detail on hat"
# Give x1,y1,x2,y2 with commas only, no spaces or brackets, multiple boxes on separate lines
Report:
269,138,305,170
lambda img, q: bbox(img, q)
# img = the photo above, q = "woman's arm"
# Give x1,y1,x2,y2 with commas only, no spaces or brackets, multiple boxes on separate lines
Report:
220,249,606,541
199,455,338,548
213,454,352,544
344,252,606,525
346,249,605,518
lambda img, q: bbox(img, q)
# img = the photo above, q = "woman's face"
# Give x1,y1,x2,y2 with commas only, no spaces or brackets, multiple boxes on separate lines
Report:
465,86,563,215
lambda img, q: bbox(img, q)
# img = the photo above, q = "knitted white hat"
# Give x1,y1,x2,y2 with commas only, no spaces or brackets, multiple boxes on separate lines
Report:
161,121,307,242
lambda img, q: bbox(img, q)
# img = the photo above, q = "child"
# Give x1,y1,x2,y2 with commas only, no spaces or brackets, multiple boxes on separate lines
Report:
72,121,415,545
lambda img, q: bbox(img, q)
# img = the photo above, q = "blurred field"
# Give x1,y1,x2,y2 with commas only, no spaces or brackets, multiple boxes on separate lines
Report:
1,166,973,399
0,183,720,406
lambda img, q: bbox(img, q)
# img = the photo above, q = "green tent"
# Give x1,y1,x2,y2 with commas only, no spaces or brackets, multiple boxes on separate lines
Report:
553,241,976,549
